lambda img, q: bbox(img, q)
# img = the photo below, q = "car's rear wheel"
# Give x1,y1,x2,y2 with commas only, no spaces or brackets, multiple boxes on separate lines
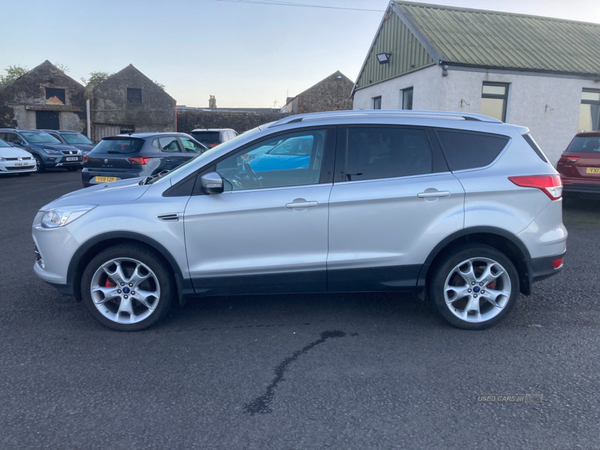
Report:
81,244,174,331
33,155,45,173
428,244,519,330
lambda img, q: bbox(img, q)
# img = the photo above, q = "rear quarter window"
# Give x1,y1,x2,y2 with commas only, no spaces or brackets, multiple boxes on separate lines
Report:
436,129,510,171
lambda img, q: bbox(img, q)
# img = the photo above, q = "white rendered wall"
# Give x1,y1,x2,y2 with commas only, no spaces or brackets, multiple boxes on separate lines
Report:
353,65,600,164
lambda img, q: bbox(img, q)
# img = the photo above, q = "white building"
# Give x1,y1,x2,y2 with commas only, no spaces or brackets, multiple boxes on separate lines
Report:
352,1,600,163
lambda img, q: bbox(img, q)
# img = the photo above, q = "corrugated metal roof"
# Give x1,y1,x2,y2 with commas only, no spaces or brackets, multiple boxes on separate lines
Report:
394,1,600,76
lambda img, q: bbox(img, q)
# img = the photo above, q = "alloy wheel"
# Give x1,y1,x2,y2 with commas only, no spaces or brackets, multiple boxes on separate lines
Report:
90,257,161,324
443,257,512,323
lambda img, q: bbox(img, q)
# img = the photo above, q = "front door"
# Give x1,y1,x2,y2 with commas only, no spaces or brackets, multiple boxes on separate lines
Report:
184,128,335,295
36,111,59,130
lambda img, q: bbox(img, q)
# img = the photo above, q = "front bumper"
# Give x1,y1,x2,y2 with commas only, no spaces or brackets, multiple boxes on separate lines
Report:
32,218,80,289
0,162,36,173
44,155,84,168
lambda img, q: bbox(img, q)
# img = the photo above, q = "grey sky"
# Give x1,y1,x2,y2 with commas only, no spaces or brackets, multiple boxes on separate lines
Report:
2,0,598,108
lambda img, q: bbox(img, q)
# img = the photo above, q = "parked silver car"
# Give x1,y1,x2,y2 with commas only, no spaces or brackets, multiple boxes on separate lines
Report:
32,110,567,331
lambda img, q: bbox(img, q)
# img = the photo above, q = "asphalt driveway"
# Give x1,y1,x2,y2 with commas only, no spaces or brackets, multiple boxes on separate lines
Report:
1,171,599,450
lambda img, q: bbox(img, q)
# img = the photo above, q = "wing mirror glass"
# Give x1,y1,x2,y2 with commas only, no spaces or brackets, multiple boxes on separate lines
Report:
201,172,224,194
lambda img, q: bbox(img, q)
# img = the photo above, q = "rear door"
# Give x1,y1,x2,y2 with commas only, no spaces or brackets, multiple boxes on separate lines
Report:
183,127,336,295
327,125,465,291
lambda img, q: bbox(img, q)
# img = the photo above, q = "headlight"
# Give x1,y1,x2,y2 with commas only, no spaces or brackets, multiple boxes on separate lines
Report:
0,157,5,161
43,148,61,154
41,205,96,228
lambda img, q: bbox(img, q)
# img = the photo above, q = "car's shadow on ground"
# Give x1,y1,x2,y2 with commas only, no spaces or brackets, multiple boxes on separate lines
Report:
155,290,444,333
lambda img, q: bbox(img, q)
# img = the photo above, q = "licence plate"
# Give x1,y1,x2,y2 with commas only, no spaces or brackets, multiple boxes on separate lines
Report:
66,157,79,161
94,176,117,183
586,167,600,174
15,162,27,166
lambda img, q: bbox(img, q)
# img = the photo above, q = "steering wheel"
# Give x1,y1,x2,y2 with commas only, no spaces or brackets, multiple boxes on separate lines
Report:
243,160,262,188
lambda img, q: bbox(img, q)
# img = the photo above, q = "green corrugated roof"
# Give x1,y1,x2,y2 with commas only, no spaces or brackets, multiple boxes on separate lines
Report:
394,1,600,76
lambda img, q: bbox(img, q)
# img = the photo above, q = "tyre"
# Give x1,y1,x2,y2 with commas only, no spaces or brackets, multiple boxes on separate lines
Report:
33,155,45,173
80,244,174,331
428,244,519,330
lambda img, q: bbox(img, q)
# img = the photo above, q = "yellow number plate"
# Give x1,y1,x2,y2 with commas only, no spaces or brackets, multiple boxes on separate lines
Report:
586,167,600,174
94,176,117,183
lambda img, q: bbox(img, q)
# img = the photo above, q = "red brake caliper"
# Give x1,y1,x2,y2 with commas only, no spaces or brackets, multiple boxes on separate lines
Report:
486,280,496,290
105,277,117,288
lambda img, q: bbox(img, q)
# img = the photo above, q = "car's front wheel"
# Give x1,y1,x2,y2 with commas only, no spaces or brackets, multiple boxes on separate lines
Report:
428,244,519,330
81,244,174,331
33,155,45,173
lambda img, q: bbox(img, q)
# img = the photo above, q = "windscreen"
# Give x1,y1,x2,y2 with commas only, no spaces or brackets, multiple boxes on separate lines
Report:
91,138,144,154
0,139,10,147
63,134,93,145
567,136,600,153
21,132,61,144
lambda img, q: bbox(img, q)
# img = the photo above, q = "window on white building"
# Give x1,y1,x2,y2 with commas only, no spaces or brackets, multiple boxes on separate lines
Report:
372,96,382,110
481,82,509,122
579,89,600,132
401,87,413,110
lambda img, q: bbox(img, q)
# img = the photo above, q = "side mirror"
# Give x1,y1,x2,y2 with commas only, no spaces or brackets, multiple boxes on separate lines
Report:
12,140,23,146
200,172,224,194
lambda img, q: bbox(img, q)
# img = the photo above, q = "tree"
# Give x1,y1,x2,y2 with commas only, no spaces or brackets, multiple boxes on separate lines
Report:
81,71,112,90
153,80,166,91
55,63,69,73
0,65,28,88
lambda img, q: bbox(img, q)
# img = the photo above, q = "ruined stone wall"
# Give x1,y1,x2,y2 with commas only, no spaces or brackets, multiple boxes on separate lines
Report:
0,60,87,131
296,72,354,114
177,110,289,134
92,65,176,133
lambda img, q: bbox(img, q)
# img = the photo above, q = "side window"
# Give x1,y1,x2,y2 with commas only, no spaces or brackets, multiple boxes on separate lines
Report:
345,127,433,181
158,137,182,153
152,139,160,149
180,137,205,153
216,129,326,191
49,132,61,142
436,130,510,171
5,133,21,144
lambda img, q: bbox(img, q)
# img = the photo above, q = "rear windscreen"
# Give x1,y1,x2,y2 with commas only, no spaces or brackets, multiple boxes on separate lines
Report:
436,129,510,171
91,139,144,154
191,131,220,145
567,136,600,153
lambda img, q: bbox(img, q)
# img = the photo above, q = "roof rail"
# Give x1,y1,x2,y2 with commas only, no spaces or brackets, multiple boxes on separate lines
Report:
269,110,503,127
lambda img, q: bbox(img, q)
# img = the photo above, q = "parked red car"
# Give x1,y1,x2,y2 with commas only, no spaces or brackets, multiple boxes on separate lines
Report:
556,132,600,195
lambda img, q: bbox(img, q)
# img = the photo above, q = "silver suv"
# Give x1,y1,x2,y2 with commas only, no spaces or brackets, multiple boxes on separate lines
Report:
32,111,567,331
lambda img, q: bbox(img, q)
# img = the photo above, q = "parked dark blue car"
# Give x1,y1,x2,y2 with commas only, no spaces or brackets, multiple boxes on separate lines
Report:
82,132,207,187
43,129,96,154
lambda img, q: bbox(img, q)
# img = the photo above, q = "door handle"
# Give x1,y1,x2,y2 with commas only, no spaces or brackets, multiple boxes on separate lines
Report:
285,201,318,209
417,191,450,198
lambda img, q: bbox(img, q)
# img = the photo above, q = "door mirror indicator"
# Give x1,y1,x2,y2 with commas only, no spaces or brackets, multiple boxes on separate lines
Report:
201,172,224,194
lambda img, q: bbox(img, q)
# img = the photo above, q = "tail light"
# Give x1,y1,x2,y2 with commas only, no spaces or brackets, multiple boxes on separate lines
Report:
128,156,150,165
558,156,580,164
508,174,562,200
83,155,88,164
552,257,564,269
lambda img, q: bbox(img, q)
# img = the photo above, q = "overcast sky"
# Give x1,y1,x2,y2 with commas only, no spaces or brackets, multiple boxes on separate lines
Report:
2,0,598,108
